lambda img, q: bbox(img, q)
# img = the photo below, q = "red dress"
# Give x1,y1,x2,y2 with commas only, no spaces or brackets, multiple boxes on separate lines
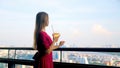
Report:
33,31,53,68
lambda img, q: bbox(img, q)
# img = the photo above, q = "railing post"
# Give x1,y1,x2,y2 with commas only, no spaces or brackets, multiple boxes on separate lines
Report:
14,49,16,59
8,49,15,68
60,50,62,62
8,49,10,58
8,63,15,68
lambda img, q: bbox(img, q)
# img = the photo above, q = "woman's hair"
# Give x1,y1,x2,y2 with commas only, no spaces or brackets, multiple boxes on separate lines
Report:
33,12,48,49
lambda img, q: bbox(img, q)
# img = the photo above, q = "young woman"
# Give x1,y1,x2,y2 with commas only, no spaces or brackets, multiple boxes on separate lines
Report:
33,12,65,68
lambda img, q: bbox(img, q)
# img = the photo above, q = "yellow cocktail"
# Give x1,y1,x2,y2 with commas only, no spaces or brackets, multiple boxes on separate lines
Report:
53,33,60,38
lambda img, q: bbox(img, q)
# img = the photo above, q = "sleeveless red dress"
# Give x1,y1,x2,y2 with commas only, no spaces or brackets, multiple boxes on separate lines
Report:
33,31,53,68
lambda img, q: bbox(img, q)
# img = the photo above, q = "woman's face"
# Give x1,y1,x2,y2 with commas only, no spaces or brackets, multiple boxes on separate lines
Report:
44,15,49,26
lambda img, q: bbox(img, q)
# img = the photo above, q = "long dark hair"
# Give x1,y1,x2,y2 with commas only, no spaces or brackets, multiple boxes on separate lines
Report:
33,12,48,49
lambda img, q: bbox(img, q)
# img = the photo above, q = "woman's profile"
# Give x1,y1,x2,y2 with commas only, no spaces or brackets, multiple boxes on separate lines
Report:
33,12,65,68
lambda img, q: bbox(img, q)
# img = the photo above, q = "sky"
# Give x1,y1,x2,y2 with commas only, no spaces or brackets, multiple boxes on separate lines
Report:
0,0,120,47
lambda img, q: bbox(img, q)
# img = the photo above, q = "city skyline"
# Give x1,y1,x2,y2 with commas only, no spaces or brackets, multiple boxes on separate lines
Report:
0,0,120,47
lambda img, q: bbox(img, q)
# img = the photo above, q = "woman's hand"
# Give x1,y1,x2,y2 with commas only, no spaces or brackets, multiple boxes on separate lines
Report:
59,41,65,46
52,33,60,42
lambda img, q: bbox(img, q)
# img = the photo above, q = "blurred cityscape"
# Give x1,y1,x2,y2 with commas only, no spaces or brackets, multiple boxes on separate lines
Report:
0,46,120,68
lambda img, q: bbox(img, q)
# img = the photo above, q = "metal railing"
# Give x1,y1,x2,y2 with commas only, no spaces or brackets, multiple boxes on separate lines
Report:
0,47,120,68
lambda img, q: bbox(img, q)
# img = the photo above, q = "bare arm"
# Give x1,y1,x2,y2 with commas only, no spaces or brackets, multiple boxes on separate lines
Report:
46,41,65,54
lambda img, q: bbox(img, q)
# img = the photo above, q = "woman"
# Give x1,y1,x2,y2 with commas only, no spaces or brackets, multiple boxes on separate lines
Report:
33,12,65,68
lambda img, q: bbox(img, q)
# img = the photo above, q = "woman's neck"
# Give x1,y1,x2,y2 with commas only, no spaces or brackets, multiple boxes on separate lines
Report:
41,27,46,32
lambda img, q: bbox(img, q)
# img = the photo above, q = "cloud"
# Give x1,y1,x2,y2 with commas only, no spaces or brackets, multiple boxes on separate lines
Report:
92,24,112,35
0,9,32,18
63,7,97,14
71,29,83,37
0,0,120,47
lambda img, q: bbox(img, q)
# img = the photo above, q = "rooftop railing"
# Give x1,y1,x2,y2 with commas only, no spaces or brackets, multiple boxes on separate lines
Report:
0,47,120,68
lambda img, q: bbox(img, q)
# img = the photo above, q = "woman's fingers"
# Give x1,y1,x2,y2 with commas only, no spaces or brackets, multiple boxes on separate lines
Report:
59,41,65,46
